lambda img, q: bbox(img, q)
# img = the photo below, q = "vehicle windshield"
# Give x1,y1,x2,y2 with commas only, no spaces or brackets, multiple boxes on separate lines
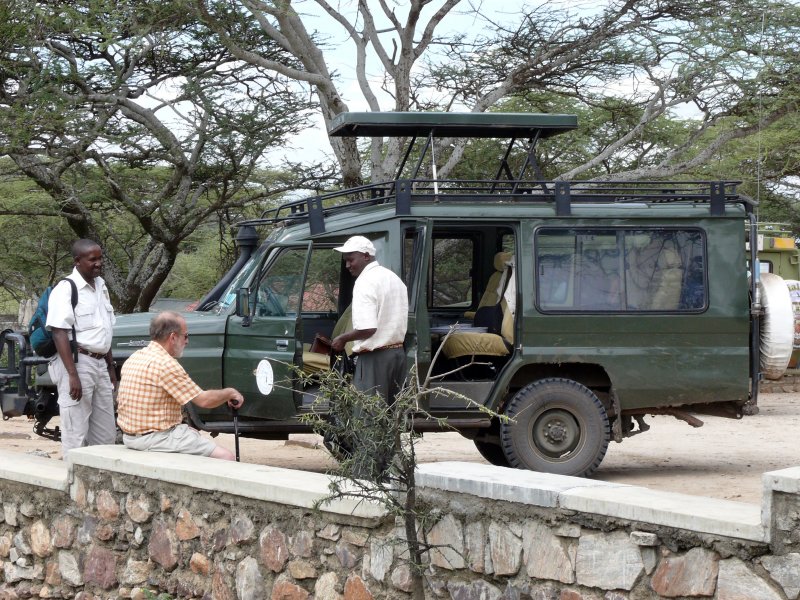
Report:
206,245,267,315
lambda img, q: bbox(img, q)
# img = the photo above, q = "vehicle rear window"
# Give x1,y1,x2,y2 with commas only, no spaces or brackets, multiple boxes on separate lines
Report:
535,228,706,312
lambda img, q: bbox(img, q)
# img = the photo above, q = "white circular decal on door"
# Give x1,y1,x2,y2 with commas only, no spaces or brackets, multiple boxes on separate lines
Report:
255,359,274,395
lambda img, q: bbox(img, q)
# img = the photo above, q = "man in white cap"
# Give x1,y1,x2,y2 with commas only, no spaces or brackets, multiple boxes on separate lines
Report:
331,235,408,404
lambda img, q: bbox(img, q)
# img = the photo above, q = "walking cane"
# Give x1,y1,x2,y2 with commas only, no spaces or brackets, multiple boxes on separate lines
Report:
232,405,241,462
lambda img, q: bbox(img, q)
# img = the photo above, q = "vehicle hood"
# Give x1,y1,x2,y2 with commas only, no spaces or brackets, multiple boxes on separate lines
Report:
112,311,227,359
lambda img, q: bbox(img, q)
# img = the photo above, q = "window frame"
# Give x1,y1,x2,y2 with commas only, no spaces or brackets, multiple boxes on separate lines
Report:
533,226,709,314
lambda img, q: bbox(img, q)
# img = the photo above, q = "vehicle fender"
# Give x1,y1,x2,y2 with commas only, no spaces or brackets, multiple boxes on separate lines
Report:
759,272,794,380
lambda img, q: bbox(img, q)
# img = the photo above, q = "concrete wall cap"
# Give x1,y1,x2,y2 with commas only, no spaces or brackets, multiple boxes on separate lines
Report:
763,467,800,494
0,449,69,492
67,445,386,519
416,461,766,542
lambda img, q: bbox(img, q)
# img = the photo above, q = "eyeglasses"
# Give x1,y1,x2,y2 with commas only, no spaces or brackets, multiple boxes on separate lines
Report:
175,331,189,340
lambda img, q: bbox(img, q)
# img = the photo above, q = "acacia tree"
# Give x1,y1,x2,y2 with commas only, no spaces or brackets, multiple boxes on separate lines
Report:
0,0,318,311
195,0,800,192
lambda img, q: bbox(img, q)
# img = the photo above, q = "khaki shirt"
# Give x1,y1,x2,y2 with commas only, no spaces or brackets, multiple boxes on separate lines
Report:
45,268,115,355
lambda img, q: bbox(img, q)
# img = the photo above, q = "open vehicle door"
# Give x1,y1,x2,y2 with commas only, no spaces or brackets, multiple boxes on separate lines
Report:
403,221,432,409
221,242,313,421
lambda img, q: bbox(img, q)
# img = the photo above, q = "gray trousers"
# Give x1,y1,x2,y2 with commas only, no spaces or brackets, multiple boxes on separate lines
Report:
353,347,407,403
49,354,116,455
347,347,407,478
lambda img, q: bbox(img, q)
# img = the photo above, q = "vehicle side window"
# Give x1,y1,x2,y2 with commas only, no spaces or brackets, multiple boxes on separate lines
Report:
536,228,706,312
254,248,305,317
303,249,340,312
431,236,474,309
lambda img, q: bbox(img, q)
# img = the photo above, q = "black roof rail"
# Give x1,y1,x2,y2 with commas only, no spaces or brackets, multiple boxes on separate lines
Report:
235,180,751,235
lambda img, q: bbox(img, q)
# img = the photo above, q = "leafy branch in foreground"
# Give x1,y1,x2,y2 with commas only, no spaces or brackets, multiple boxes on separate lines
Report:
296,332,506,599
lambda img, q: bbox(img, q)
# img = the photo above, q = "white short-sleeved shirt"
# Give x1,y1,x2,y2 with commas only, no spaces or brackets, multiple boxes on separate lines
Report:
46,267,116,354
351,261,408,353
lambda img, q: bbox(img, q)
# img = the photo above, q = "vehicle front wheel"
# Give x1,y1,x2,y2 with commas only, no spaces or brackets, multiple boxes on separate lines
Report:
500,378,610,477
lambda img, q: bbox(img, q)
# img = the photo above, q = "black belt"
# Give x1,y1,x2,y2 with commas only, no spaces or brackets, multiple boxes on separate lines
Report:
78,347,106,360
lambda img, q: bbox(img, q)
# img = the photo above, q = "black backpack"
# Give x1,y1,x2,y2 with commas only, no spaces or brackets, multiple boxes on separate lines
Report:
28,278,78,358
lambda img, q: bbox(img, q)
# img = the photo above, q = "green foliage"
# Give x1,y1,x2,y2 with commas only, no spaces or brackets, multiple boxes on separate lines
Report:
0,163,75,301
158,230,234,301
0,289,16,314
297,362,429,599
296,341,505,599
0,0,316,311
447,94,696,181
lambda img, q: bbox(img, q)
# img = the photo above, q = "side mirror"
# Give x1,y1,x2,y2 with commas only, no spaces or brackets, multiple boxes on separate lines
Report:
236,288,251,326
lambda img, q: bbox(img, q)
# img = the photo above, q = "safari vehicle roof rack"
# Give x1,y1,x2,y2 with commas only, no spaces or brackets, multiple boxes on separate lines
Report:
237,112,754,235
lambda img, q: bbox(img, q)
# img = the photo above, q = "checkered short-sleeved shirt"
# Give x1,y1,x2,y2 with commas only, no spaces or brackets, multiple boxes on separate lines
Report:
116,341,203,435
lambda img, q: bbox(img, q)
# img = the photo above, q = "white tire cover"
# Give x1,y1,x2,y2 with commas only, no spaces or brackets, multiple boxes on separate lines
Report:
759,272,794,379
785,280,800,368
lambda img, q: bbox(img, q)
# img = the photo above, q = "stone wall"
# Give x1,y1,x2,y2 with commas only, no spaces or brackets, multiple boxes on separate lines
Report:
1,446,800,599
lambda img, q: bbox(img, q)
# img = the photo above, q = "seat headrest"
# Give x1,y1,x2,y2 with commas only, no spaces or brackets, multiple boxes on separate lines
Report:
493,251,513,272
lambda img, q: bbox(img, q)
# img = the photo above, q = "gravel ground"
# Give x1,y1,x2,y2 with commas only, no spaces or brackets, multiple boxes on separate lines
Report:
2,392,798,505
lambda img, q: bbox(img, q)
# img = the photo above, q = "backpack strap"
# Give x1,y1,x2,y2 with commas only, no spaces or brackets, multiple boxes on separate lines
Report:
62,278,78,310
59,277,79,364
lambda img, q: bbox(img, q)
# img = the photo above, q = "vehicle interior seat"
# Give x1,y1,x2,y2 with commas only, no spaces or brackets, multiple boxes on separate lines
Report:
441,251,515,361
302,305,353,374
441,298,514,359
627,236,683,311
464,251,513,319
647,243,682,310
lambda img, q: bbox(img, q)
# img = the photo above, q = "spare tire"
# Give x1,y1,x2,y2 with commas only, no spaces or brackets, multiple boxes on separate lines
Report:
784,280,800,369
759,272,794,380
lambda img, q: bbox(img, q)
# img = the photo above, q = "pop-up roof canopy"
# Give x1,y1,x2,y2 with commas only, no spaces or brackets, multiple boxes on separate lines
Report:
238,110,744,236
329,112,579,184
328,111,578,138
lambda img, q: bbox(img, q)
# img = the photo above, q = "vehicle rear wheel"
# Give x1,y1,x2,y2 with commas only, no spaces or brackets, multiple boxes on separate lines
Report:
500,378,610,477
474,440,510,467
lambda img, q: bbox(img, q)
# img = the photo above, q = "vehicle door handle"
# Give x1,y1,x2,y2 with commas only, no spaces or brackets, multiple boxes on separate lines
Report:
276,339,289,350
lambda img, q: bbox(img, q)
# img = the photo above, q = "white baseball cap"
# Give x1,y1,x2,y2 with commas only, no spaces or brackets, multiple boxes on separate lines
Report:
334,235,376,256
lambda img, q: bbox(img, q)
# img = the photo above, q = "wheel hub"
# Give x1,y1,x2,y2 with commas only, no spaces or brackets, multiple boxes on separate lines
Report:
532,408,581,458
545,421,568,442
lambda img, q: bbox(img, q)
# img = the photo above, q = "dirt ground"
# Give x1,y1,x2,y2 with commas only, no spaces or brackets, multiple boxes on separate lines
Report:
2,392,798,506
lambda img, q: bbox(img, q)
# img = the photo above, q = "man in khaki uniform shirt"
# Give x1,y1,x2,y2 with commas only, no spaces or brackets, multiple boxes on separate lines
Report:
46,239,117,456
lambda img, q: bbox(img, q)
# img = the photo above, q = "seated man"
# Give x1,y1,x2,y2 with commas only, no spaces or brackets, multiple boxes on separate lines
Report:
116,311,244,461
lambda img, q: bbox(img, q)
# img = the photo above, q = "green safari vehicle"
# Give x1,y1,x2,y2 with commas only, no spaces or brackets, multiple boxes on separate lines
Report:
1,112,786,477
